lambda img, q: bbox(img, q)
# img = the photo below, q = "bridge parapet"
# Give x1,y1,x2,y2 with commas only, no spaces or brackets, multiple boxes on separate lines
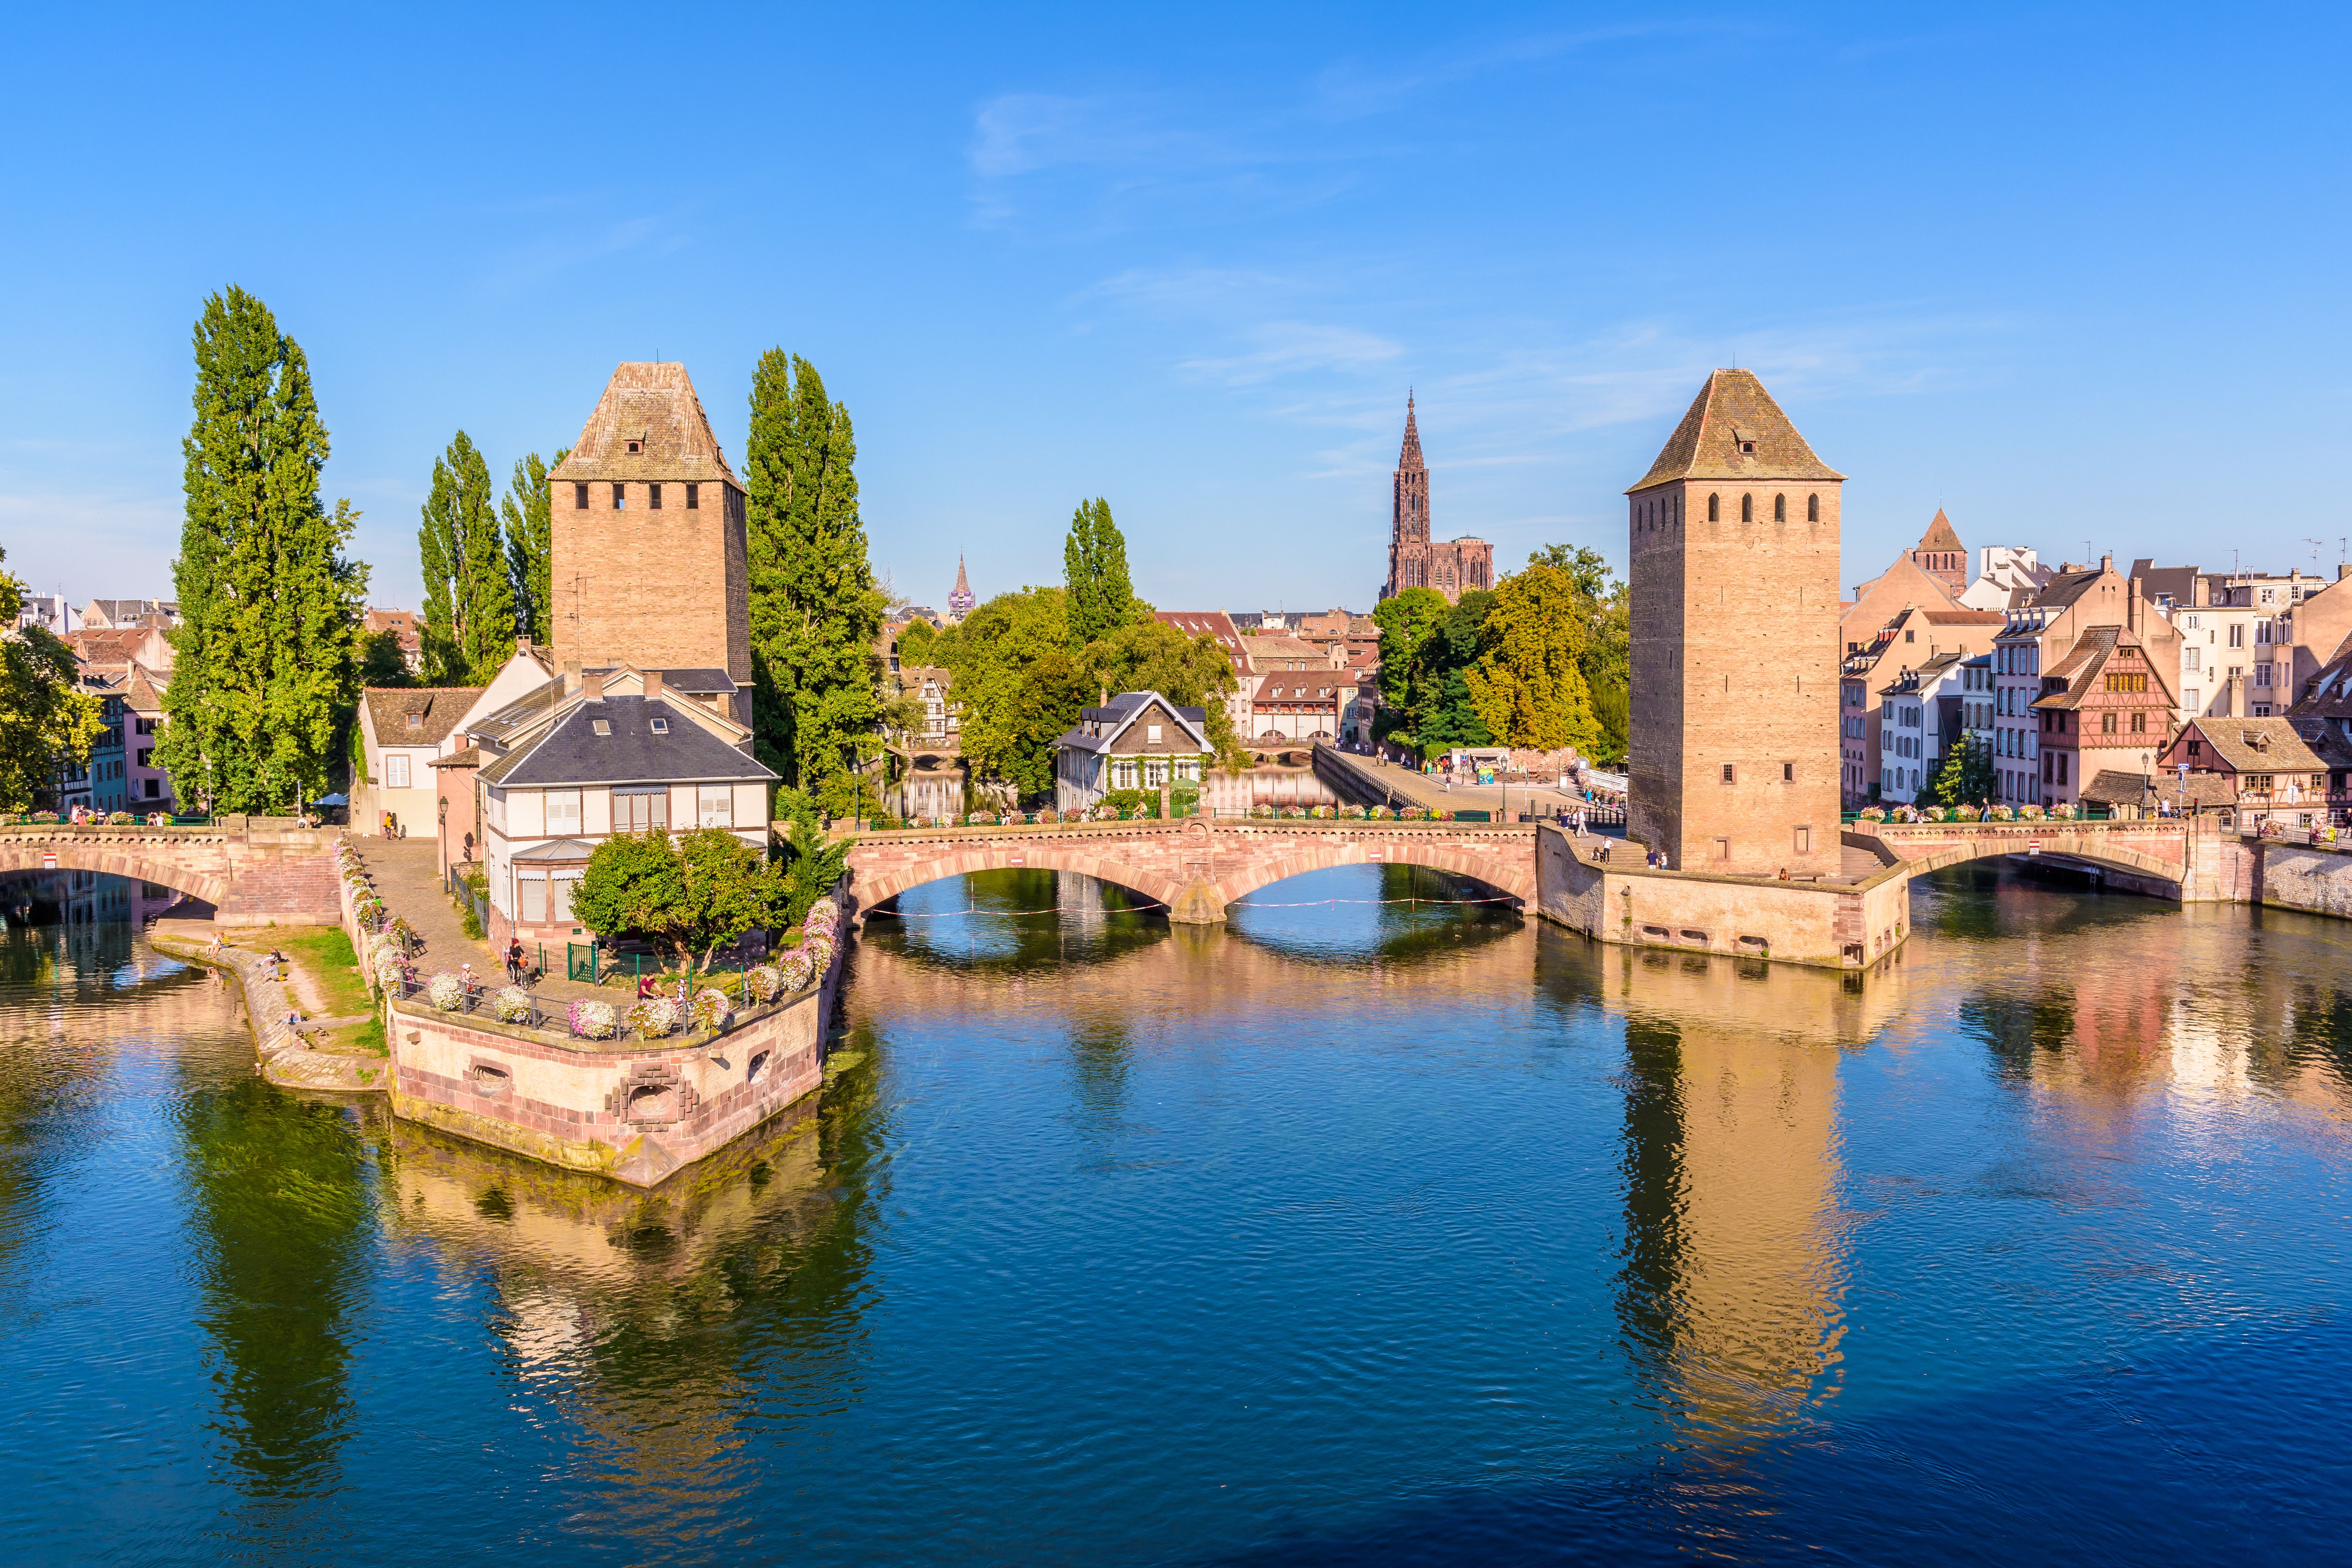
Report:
842,815,1537,924
1842,817,2253,901
0,821,338,925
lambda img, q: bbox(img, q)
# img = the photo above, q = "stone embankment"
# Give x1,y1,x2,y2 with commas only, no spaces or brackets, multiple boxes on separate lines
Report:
149,918,386,1092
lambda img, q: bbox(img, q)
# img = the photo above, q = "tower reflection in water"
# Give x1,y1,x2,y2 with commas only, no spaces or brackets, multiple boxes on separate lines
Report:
1543,933,1906,1454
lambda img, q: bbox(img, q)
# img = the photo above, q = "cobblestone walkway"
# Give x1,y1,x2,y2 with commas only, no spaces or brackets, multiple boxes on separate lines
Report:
350,839,629,1008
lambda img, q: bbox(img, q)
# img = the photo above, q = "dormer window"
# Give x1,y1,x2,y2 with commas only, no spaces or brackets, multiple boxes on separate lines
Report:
405,711,423,729
626,440,642,455
1740,441,1755,455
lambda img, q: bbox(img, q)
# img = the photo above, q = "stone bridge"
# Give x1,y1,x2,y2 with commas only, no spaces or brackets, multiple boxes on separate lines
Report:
0,819,340,926
844,816,1539,924
1843,817,2257,902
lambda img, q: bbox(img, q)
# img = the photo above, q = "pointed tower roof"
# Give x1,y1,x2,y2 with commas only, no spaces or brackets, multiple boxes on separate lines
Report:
1398,394,1425,471
550,363,739,486
1626,369,1844,491
1915,509,1964,553
948,554,976,617
954,556,971,595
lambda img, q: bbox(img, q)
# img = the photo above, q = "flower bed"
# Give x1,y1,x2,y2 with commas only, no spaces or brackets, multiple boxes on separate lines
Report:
490,986,533,1023
627,998,679,1039
424,971,466,1012
568,999,618,1040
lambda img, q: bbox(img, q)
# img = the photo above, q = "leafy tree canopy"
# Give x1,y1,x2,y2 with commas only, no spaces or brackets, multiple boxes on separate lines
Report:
1932,730,1998,807
501,448,564,646
930,587,1091,799
418,430,512,684
1465,562,1601,751
1077,616,1243,766
1063,497,1136,650
158,285,367,814
897,616,940,667
1530,544,1628,765
573,828,789,972
773,786,853,926
358,629,413,688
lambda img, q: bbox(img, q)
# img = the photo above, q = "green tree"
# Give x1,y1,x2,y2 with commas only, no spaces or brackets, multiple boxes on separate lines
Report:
1530,544,1628,764
500,447,564,645
672,827,790,970
897,616,939,667
358,629,412,688
1370,587,1453,755
159,287,367,814
773,786,853,926
1063,497,1137,649
1077,616,1243,765
931,587,1092,798
1932,731,1997,807
746,350,885,807
417,431,512,684
571,832,688,959
1464,562,1601,751
0,549,103,810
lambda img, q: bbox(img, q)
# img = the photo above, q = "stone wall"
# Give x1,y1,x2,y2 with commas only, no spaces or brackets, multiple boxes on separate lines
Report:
2256,839,2352,920
0,819,338,926
1537,823,1908,969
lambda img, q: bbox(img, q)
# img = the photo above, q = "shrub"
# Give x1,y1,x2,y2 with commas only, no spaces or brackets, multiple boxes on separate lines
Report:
966,811,998,826
424,971,466,1011
778,948,816,992
1093,804,1121,821
31,811,58,823
1340,805,1367,819
373,951,405,989
802,897,841,937
1370,805,1395,820
1399,807,1424,820
1036,807,1059,824
627,997,679,1038
745,964,784,1003
1859,806,1887,822
490,986,533,1023
690,989,730,1033
1987,805,2015,821
2020,803,2046,820
801,934,836,975
2051,801,2075,820
1250,803,1275,818
1281,805,1305,819
568,999,618,1040
108,811,134,825
1308,805,1335,819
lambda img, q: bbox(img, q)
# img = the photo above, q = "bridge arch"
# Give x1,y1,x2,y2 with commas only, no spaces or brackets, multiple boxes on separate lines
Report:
1216,839,1534,912
0,838,231,908
1848,824,2189,895
849,842,1189,916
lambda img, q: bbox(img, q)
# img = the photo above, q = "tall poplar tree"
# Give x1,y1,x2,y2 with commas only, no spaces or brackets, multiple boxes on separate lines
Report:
1063,497,1136,649
158,287,367,814
500,447,564,645
417,431,513,684
745,350,884,805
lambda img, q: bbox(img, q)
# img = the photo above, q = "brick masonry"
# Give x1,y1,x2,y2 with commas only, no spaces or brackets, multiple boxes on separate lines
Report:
1847,818,2259,903
0,820,339,926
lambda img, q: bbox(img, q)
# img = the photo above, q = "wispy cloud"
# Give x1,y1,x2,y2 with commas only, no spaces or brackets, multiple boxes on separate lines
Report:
474,209,693,295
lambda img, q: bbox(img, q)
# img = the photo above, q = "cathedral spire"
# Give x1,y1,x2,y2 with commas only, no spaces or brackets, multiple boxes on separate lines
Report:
1398,392,1424,470
948,553,976,621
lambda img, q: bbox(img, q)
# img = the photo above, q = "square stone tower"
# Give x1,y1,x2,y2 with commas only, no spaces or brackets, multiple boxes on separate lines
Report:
548,363,752,725
1625,370,1842,874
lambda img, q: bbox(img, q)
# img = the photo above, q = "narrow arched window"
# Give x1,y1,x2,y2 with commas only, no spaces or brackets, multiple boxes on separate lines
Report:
1741,494,1753,524
1775,493,1786,522
1808,494,1820,522
1708,493,1720,522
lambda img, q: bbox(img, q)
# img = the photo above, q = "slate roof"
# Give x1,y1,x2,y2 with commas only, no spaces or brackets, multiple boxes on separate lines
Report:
1055,691,1210,757
429,746,484,770
1627,369,1845,491
365,686,484,747
660,667,738,694
476,694,776,789
549,363,740,487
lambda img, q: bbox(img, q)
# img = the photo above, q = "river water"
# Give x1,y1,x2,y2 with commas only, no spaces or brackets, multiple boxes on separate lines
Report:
6,864,2352,1565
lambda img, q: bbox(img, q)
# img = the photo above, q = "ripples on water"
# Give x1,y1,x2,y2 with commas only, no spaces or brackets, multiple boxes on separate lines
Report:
4,863,2352,1564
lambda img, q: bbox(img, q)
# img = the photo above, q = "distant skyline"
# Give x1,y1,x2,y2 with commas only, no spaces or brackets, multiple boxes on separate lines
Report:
7,3,2352,614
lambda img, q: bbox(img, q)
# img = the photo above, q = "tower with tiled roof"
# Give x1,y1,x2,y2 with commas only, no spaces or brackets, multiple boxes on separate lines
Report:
547,363,751,724
1910,509,1968,597
1625,369,1843,874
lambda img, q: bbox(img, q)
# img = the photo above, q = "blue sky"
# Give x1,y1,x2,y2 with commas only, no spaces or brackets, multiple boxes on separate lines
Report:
6,2,2351,616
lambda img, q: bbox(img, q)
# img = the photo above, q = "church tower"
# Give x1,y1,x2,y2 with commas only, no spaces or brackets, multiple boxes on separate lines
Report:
948,555,975,622
1625,370,1842,874
1381,395,1491,603
548,363,752,725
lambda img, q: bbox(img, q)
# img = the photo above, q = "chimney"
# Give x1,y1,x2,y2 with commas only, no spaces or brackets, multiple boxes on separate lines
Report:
2193,576,2210,607
583,668,604,702
2340,564,2352,583
562,658,581,695
2127,577,2141,634
2101,552,2114,574
644,668,664,703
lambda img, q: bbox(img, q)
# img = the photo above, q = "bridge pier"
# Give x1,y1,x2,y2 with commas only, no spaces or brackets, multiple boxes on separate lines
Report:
1166,878,1226,924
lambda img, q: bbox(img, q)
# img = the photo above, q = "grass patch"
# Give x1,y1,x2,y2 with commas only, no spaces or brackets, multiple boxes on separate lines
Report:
274,926,375,1019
